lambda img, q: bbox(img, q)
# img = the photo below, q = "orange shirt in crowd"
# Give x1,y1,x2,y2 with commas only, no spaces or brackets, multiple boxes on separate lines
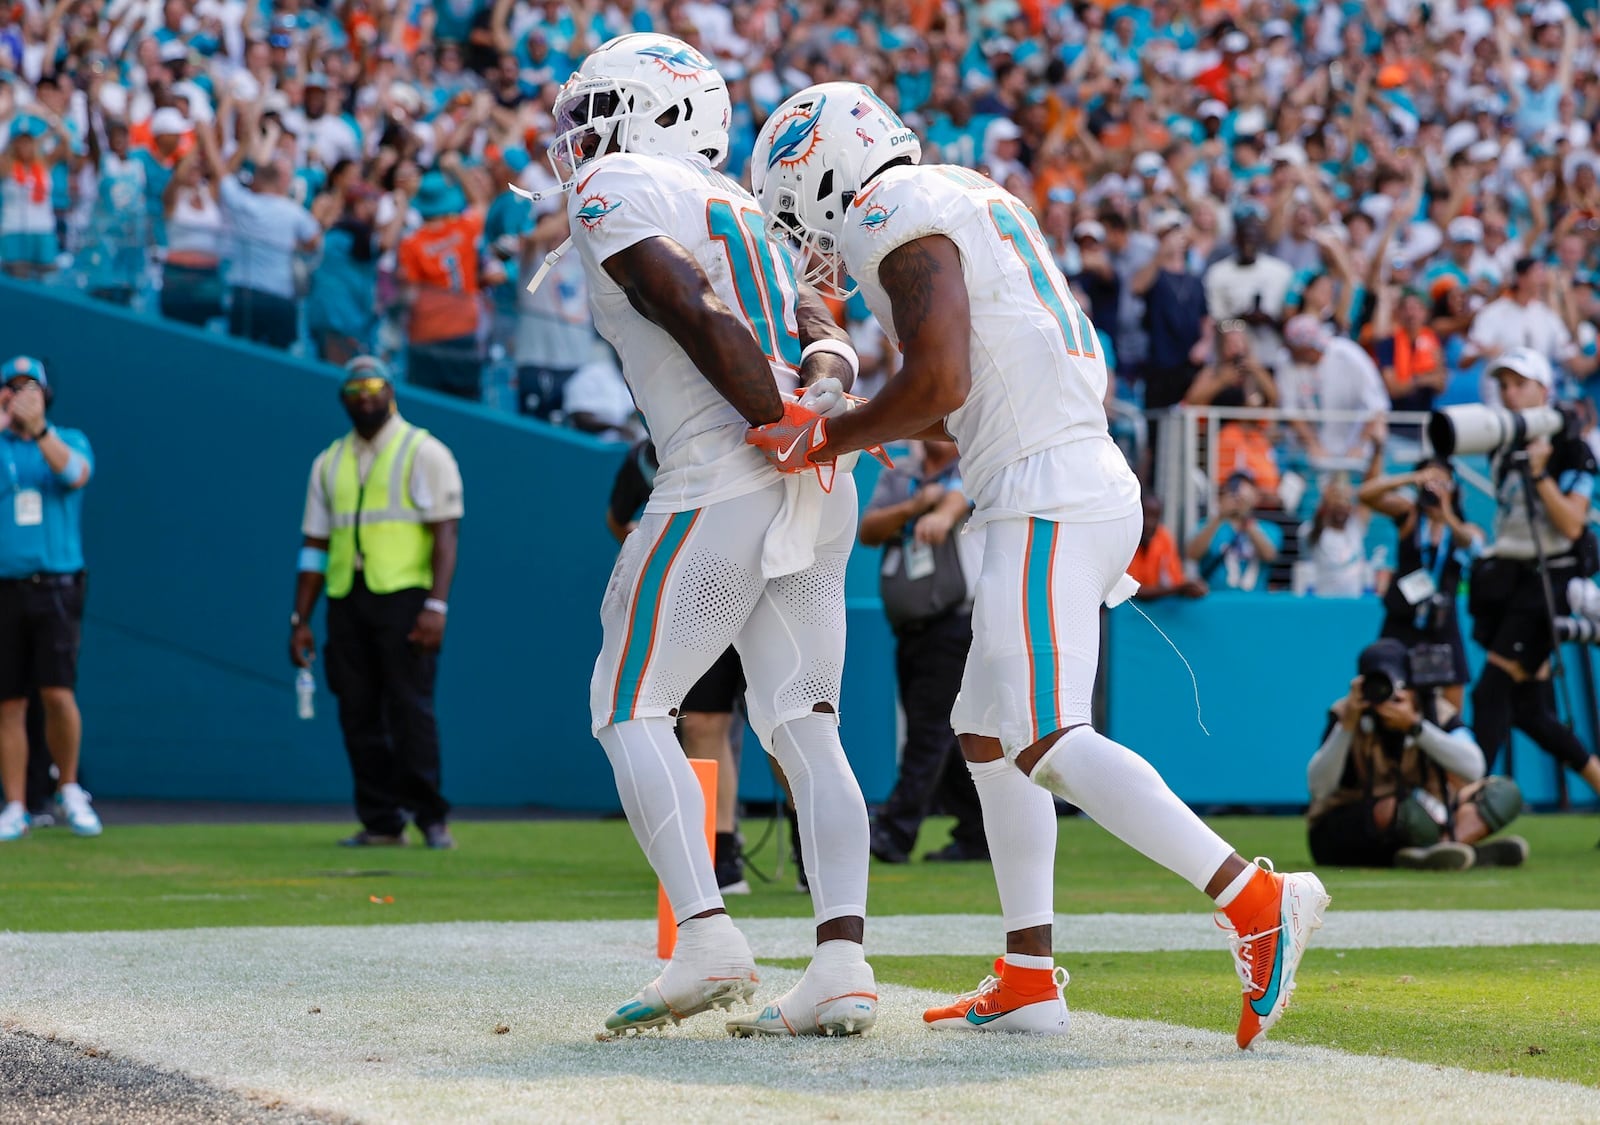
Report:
1216,422,1282,495
398,208,485,343
1129,524,1185,591
1387,326,1444,390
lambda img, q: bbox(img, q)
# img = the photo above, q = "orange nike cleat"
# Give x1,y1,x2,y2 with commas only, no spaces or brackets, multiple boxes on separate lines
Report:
1218,859,1331,1050
923,958,1070,1035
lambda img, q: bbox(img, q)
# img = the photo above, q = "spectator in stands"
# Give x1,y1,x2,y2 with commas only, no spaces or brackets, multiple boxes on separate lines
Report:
1277,314,1390,466
1467,257,1592,404
514,206,594,420
1185,470,1281,594
290,357,463,850
0,115,73,280
1307,639,1525,871
0,357,97,843
135,108,193,250
159,134,225,328
1134,212,1209,414
860,439,988,864
1130,495,1206,602
1204,209,1294,366
200,117,325,349
1184,320,1282,498
1371,286,1447,415
1300,476,1373,598
398,162,488,399
307,183,401,364
1069,219,1119,348
80,115,148,306
1101,211,1156,375
562,343,639,441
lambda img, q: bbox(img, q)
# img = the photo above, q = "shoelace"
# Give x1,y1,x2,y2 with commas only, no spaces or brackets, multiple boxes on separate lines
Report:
951,975,1002,1006
1215,857,1280,994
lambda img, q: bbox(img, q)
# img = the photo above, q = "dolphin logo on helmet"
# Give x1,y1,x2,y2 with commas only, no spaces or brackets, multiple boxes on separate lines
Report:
766,96,826,170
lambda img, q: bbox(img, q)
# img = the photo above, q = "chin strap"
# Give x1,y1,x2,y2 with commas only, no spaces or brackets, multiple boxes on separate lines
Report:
508,181,573,299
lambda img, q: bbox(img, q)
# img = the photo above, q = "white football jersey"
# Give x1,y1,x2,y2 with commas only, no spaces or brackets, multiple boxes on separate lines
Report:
567,151,802,513
841,164,1140,523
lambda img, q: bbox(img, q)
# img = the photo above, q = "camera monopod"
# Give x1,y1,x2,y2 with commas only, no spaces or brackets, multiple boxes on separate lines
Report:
1509,449,1579,728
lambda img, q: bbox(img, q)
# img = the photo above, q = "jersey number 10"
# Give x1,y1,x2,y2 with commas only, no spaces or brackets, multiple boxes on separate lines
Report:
987,201,1097,360
708,200,804,368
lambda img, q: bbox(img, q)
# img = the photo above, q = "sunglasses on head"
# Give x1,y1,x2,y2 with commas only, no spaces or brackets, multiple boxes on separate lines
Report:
341,377,389,398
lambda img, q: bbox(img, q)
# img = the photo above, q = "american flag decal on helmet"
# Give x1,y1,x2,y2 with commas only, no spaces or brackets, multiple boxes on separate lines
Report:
850,102,871,118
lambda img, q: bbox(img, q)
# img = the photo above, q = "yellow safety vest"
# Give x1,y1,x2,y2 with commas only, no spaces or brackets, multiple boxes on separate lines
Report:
323,422,434,599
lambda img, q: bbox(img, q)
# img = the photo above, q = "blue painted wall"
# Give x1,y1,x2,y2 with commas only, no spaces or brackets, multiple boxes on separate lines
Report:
1,280,1592,813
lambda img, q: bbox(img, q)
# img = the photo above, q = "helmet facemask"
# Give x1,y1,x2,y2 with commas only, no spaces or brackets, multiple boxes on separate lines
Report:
549,71,730,190
767,183,856,300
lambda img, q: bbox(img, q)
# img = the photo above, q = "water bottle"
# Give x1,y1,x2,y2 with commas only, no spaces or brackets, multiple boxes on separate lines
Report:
296,668,316,721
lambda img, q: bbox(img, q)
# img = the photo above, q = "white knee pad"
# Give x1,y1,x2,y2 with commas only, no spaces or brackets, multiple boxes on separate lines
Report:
769,712,869,926
597,717,723,923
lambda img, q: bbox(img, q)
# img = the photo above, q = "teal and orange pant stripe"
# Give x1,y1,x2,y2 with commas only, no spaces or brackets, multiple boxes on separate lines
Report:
1021,518,1062,745
608,510,701,725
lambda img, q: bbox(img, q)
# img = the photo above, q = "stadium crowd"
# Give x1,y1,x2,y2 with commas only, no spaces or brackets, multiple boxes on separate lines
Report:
5,0,1600,560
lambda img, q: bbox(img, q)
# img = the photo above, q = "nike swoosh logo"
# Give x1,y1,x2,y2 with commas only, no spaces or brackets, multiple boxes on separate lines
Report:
776,432,806,462
1248,930,1287,1017
851,181,882,209
965,1007,1006,1026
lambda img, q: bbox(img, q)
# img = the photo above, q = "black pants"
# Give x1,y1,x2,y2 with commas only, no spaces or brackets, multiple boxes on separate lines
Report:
228,287,299,349
324,577,449,834
408,338,482,400
1308,801,1404,868
517,364,578,420
1470,560,1592,773
875,610,986,855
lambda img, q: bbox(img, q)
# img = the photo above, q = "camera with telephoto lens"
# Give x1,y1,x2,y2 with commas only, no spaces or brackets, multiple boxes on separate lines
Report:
1426,401,1579,458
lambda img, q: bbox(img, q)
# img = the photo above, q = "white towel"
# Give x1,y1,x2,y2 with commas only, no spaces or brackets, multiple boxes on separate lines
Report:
1104,572,1141,608
761,471,825,580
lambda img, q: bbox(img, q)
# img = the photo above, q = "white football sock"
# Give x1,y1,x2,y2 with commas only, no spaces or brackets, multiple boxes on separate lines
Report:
1028,726,1233,893
968,757,1057,932
598,717,723,923
1003,952,1054,971
1212,863,1258,909
769,712,869,926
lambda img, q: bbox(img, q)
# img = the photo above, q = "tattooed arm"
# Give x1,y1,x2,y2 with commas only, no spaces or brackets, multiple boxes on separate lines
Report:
794,283,855,391
603,237,783,425
816,235,971,457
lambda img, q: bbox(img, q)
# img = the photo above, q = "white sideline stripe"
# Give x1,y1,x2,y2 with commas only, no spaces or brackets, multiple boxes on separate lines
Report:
2,920,1597,1124
738,909,1600,958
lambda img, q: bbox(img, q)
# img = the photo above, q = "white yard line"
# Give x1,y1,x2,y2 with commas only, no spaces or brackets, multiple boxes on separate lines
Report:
1,919,1596,1124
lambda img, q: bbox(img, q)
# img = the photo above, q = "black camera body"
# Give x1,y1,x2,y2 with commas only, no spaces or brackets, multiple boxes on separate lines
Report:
1360,641,1455,706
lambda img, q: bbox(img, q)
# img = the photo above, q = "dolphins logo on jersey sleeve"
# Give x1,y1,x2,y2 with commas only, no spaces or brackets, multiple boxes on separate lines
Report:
858,201,899,233
576,194,623,229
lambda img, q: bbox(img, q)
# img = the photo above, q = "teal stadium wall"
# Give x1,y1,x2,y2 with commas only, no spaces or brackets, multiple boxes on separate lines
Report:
0,280,1592,812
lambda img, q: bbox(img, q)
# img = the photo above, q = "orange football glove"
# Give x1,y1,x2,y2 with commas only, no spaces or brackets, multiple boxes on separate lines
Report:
748,399,832,477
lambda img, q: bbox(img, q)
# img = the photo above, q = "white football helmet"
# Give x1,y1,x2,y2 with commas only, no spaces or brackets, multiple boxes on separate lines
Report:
548,34,732,189
752,82,922,299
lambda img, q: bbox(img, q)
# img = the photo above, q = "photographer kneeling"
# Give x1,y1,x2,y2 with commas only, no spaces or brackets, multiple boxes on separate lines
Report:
1309,640,1528,870
1460,349,1600,797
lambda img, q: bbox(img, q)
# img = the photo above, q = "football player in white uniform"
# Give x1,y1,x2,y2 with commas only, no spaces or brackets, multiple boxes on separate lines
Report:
750,84,1330,1050
547,41,876,1039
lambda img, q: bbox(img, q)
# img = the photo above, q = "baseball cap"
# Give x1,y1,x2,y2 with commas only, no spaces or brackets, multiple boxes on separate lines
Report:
303,72,331,90
1532,0,1568,26
150,107,191,137
1485,346,1554,389
1443,121,1479,158
1198,99,1228,121
1221,30,1250,53
1074,220,1107,242
1,356,47,389
1284,314,1331,351
158,39,189,64
1467,139,1501,163
1447,216,1483,243
1261,19,1291,40
1132,151,1164,177
342,355,394,387
1267,142,1307,166
1153,211,1187,236
986,117,1022,143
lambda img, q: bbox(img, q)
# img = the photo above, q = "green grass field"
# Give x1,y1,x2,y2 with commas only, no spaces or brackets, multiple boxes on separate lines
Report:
5,813,1598,1087
4,814,1597,931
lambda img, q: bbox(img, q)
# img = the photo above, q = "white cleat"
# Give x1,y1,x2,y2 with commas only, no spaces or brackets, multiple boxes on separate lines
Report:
726,959,877,1038
0,802,29,842
600,919,758,1039
55,784,102,837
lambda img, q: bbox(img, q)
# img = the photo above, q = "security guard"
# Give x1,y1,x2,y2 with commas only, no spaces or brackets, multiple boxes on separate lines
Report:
290,357,464,848
0,357,97,842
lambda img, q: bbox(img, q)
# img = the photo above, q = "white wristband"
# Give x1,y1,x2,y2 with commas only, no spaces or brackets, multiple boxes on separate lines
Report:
423,598,449,616
800,338,859,380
